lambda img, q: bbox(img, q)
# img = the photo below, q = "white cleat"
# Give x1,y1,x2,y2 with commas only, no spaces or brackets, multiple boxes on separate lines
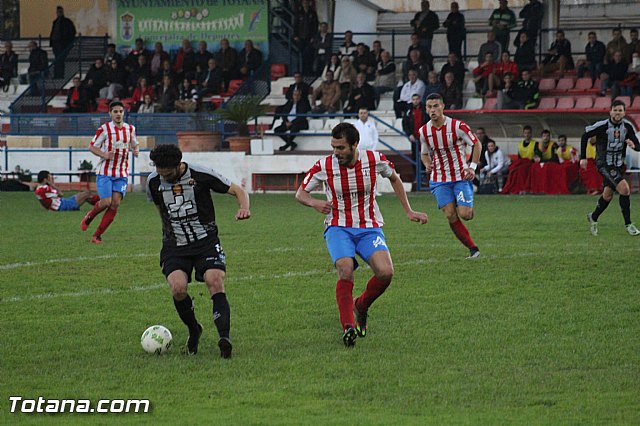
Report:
626,223,640,236
587,213,598,236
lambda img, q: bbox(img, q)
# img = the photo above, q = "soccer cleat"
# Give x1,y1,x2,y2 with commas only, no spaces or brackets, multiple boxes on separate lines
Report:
342,326,357,347
466,247,480,260
90,235,103,245
587,213,598,236
183,322,203,355
218,337,233,359
80,213,93,231
626,223,640,236
353,298,368,338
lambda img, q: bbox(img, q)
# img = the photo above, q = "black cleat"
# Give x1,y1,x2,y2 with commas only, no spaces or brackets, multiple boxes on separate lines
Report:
353,298,368,338
343,326,357,347
218,337,233,359
183,323,203,355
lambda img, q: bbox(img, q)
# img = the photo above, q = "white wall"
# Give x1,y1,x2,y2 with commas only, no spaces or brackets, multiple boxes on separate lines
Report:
333,1,380,48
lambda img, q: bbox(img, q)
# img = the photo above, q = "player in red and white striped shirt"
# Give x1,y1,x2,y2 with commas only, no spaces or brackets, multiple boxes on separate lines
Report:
35,170,98,212
296,123,427,347
80,100,139,244
419,93,482,259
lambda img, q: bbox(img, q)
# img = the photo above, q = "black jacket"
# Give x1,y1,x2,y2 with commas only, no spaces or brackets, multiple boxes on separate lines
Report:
276,98,311,125
49,16,76,50
28,48,48,75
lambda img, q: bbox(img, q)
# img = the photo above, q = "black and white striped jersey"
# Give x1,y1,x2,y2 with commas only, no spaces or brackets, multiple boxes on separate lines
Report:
580,118,640,167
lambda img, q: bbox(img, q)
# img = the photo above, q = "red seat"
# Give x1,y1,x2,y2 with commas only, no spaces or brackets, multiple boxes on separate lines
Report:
593,96,611,110
483,97,497,109
615,96,632,108
1,123,10,133
271,63,286,81
538,78,556,92
556,97,574,109
574,97,594,109
630,96,640,111
555,77,575,91
572,77,593,91
538,97,557,109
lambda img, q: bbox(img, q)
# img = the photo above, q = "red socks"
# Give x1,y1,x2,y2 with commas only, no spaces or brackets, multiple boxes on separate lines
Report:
357,275,390,311
336,279,354,330
87,202,108,222
449,219,476,249
94,207,118,238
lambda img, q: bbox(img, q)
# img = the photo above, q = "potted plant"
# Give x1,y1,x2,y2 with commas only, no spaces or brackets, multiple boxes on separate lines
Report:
78,160,95,182
218,95,269,153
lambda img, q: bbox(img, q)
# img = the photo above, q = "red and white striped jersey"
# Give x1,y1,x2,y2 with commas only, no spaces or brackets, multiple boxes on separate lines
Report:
419,116,478,182
90,121,139,178
301,150,394,228
35,184,61,211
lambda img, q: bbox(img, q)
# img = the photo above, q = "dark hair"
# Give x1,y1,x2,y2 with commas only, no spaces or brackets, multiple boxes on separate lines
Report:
37,170,50,183
503,72,513,78
523,125,532,131
631,28,638,34
558,134,567,140
109,100,124,111
150,144,183,168
541,129,551,135
135,37,144,43
588,31,596,37
556,30,565,36
425,93,443,102
331,122,360,146
612,99,626,109
476,127,485,132
107,43,116,48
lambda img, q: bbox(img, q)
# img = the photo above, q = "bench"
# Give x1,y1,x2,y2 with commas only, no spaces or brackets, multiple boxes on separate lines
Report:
252,172,305,192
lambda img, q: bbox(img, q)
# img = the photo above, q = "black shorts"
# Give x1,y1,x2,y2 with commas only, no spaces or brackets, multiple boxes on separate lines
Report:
598,164,626,190
160,241,226,283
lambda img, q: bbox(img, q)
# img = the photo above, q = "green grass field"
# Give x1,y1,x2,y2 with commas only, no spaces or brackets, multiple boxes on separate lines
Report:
1,191,639,424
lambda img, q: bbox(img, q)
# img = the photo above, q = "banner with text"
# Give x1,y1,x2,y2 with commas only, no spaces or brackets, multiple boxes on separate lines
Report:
116,0,268,54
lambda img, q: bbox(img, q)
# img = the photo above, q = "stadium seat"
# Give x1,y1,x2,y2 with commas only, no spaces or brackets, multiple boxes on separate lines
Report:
225,79,244,96
556,97,575,109
555,77,575,92
308,119,324,131
538,78,557,93
615,96,632,108
271,63,286,81
483,97,497,110
394,118,404,130
571,77,593,92
537,97,557,109
463,98,483,110
574,97,594,109
593,96,611,110
630,96,640,111
377,98,394,111
265,118,282,133
324,118,340,129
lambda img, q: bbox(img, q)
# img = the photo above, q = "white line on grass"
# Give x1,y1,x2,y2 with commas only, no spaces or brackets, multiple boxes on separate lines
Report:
0,253,156,271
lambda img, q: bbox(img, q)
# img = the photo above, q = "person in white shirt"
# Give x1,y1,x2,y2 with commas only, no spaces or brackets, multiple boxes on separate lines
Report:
480,140,510,192
354,108,379,151
394,69,426,118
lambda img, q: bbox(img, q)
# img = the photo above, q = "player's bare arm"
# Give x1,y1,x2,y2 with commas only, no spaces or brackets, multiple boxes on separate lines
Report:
388,171,428,224
295,186,333,214
89,144,114,160
463,137,482,181
421,152,432,174
227,183,251,220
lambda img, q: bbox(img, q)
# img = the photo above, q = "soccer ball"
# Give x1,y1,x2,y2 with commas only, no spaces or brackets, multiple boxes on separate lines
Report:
141,325,173,354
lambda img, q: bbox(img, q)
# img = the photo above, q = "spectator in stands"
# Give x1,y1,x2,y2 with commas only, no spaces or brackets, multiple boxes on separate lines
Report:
628,52,640,87
238,39,263,78
423,71,443,101
540,30,574,78
410,1,439,56
293,0,318,75
344,72,376,114
138,93,156,113
49,6,76,79
312,22,333,75
104,44,122,68
606,28,627,64
194,41,213,77
443,2,466,59
83,57,106,106
339,30,357,59
577,32,606,83
489,0,516,52
394,69,426,119
321,54,341,82
477,31,502,64
156,59,176,90
64,77,89,113
286,71,311,101
407,33,434,74
369,41,385,73
311,69,341,113
354,107,379,152
174,39,196,81
175,78,198,112
513,69,539,109
472,52,500,96
125,38,148,73
556,134,578,163
373,50,396,99
535,130,559,163
100,58,126,101
338,56,357,105
0,41,18,92
496,72,520,109
495,51,519,82
404,49,430,83
27,40,48,96
480,140,510,192
625,28,640,62
274,89,311,151
439,52,465,88
514,31,537,72
475,127,494,171
198,58,223,97
149,42,169,84
519,0,543,41
131,77,155,112
216,38,238,92
353,43,374,78
127,54,151,95
599,50,631,98
157,75,178,112
440,71,462,110
402,94,428,178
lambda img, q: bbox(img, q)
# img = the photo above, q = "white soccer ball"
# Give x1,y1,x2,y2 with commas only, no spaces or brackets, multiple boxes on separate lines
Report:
141,325,173,354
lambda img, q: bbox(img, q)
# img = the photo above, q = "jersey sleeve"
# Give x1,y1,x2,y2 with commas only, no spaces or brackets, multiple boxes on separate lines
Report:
377,153,395,178
202,168,233,194
419,125,431,156
301,160,326,192
625,122,640,151
146,174,157,203
90,124,106,149
581,121,606,159
130,124,139,148
456,121,478,148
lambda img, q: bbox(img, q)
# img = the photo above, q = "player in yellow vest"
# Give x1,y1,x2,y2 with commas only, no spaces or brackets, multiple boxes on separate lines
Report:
535,129,559,162
518,125,536,160
556,134,578,163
